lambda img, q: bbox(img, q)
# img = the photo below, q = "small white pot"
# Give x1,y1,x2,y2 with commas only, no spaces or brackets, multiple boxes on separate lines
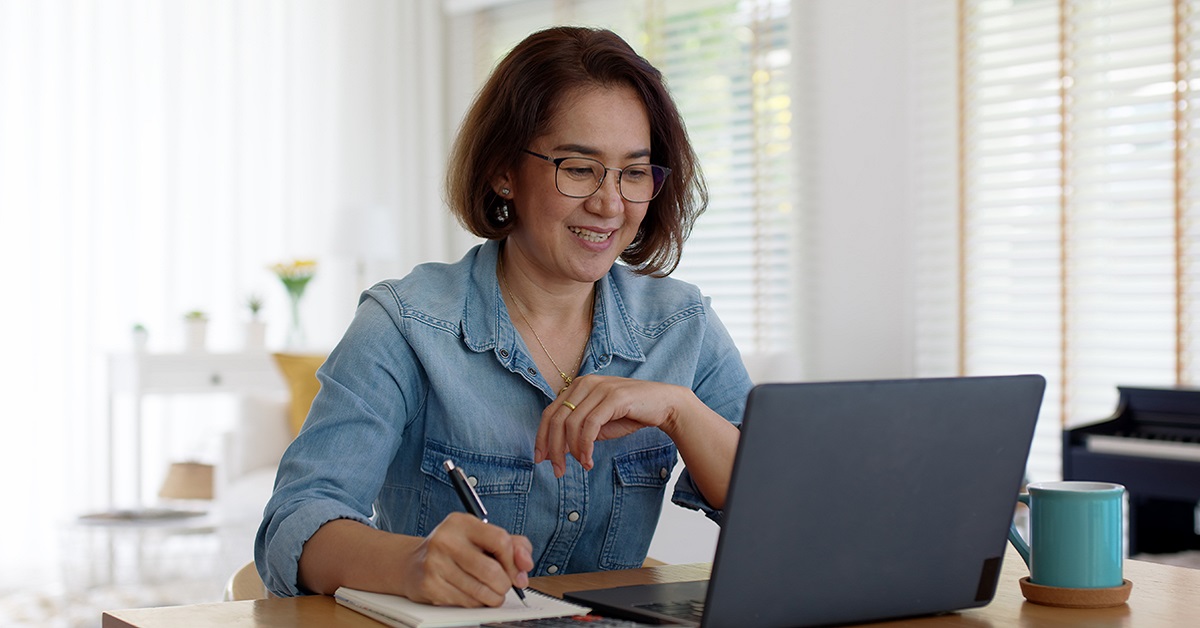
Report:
131,329,149,353
184,319,208,352
243,319,267,351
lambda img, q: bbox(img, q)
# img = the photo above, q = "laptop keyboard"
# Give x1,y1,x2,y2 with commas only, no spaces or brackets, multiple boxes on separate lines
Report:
636,598,705,622
482,616,659,627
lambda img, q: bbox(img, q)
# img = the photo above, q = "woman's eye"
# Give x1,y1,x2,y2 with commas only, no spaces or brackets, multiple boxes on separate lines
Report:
623,167,649,181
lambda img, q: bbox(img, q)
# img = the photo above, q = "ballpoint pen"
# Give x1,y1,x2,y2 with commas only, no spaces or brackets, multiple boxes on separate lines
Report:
443,459,529,606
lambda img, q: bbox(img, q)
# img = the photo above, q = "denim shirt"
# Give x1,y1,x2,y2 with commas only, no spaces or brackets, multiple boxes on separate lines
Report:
255,240,753,597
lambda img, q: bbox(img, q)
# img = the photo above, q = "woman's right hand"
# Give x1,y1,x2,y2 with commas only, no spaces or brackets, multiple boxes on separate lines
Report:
399,512,534,607
297,514,532,607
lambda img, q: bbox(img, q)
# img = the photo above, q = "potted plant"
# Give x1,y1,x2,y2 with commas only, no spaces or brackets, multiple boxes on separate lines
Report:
243,293,267,351
183,309,209,353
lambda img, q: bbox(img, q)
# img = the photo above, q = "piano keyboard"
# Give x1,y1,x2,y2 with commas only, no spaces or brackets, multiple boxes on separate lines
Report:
1086,434,1200,463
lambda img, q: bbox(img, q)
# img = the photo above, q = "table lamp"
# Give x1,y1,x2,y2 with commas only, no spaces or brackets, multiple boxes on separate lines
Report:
158,461,214,501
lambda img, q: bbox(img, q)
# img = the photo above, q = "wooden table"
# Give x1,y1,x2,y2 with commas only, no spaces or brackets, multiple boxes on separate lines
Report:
102,549,1200,627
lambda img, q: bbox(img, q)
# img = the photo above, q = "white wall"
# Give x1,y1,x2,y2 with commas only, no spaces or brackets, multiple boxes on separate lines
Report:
805,0,914,382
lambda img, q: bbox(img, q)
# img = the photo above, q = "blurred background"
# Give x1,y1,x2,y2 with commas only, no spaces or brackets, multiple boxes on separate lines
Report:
4,0,1200,623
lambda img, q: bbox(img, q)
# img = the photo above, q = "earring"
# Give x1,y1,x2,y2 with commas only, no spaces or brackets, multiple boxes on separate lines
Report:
501,187,511,196
496,198,510,223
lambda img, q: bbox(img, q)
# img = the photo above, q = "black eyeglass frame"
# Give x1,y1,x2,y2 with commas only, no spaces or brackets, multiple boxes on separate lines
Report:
522,149,671,203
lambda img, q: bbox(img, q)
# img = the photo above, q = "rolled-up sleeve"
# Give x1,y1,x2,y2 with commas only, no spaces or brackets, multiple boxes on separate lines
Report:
255,490,374,596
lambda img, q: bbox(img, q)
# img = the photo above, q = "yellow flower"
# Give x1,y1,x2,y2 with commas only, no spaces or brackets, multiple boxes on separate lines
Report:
270,259,318,280
271,259,317,299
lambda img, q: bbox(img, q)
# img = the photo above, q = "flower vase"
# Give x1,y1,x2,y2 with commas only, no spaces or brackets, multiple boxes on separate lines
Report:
286,292,306,350
272,259,316,351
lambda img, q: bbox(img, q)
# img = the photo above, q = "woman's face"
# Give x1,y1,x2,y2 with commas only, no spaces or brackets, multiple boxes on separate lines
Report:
500,84,652,287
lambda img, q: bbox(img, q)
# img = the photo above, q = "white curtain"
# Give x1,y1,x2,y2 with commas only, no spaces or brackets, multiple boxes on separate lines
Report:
0,0,454,588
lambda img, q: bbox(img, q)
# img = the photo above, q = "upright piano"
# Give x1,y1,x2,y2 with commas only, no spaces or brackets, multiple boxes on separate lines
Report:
1063,386,1200,555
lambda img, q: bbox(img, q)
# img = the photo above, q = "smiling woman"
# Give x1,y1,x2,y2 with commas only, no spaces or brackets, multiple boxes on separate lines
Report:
255,26,753,606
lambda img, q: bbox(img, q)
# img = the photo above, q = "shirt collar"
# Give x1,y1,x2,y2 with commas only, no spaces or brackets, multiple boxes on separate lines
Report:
461,239,645,369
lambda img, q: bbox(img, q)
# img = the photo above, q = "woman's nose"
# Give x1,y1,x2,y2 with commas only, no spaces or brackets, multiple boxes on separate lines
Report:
588,171,624,216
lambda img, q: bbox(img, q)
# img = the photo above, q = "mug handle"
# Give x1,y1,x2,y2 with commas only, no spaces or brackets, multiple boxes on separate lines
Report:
1007,492,1032,569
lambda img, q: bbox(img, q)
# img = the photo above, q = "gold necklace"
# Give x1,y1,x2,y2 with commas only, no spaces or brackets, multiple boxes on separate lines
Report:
498,255,592,395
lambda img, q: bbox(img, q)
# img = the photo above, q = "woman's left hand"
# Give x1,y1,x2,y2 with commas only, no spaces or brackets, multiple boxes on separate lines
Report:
534,375,690,477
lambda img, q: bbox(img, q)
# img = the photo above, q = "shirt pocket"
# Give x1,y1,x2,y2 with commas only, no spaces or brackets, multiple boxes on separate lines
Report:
599,442,679,570
417,439,534,537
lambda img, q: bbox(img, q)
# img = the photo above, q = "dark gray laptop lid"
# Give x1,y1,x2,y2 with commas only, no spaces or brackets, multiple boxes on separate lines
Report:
566,375,1044,626
703,375,1045,627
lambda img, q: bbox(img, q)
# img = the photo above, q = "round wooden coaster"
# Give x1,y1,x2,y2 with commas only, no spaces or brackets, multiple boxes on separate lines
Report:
1018,577,1132,608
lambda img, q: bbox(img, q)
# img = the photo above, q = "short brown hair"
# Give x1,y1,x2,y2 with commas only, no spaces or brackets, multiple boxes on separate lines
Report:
445,26,706,276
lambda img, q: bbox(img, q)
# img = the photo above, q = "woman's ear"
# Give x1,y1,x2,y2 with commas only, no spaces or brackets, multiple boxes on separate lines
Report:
492,174,513,198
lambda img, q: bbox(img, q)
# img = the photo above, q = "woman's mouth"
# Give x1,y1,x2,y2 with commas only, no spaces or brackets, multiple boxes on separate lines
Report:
569,227,612,243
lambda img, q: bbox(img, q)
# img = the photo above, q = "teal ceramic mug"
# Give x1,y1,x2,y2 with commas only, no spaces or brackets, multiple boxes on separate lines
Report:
1008,481,1125,589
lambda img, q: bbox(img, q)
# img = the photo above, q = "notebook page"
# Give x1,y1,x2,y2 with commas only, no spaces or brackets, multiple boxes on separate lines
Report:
334,587,591,628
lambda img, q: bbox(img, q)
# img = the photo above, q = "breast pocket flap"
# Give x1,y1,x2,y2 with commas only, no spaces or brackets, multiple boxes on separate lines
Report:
613,443,677,488
420,440,534,497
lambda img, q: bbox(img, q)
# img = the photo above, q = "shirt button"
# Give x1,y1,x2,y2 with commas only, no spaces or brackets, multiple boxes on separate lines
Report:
527,367,537,375
499,349,509,358
467,476,478,487
659,467,668,480
547,565,559,574
567,511,580,522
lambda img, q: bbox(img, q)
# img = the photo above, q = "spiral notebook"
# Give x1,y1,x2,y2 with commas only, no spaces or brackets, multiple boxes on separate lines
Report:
334,586,591,628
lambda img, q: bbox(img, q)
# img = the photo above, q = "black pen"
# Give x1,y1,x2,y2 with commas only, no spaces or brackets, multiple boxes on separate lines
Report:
443,459,529,606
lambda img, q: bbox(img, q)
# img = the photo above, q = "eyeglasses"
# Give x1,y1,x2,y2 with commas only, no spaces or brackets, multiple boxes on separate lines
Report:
523,149,671,203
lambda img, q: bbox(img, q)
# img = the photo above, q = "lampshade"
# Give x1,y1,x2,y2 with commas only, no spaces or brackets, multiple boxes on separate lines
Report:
158,461,214,501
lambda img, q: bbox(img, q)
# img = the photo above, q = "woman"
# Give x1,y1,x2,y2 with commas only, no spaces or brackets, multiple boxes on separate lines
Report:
255,26,753,606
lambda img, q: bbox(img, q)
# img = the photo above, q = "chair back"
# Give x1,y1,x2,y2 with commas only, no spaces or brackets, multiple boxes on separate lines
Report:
224,560,268,601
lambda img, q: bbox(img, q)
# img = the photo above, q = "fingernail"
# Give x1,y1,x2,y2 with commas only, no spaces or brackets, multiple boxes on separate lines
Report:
533,448,543,463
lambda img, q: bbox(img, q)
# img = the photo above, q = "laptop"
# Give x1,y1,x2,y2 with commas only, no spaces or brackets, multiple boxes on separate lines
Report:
564,375,1045,627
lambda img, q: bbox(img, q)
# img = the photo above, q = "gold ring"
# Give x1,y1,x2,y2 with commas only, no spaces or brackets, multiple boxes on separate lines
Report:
562,400,577,411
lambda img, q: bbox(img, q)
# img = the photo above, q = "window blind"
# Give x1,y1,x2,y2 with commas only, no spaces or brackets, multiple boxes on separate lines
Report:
959,0,1068,481
654,0,796,358
915,0,1197,481
467,0,800,364
1061,0,1179,423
